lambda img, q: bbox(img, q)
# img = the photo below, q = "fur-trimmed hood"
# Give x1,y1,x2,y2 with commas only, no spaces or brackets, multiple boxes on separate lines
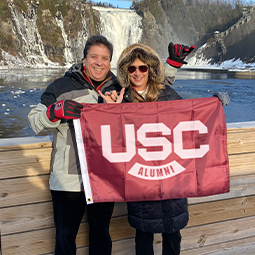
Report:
117,43,165,88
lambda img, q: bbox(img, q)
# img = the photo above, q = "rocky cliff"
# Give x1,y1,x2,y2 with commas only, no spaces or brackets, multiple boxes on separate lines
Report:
191,6,255,66
134,3,179,59
0,0,254,68
0,0,183,67
0,0,100,67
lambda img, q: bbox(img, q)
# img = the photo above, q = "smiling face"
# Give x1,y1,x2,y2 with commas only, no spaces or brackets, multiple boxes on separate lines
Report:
128,58,149,91
83,44,111,81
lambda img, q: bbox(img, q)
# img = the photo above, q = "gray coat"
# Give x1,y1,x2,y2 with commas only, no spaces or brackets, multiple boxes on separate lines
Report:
28,63,121,192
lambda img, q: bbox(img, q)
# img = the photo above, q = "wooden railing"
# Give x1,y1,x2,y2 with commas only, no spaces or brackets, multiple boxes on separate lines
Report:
1,122,255,255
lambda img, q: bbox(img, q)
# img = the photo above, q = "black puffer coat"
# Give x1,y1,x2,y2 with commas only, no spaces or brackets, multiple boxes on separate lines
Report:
123,86,189,233
117,43,189,233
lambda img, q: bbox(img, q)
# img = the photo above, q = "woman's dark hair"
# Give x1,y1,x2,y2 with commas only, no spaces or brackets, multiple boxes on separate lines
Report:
83,35,113,61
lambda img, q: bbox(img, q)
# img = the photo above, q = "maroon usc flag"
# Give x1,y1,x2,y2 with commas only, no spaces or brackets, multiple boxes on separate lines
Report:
74,97,229,204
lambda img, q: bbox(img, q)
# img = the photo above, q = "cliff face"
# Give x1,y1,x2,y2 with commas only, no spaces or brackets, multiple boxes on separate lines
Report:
0,0,254,68
0,0,100,67
193,7,255,65
135,5,179,58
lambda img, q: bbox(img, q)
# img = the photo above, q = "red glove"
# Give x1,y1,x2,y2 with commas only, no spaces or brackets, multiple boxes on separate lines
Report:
46,100,84,122
167,42,195,68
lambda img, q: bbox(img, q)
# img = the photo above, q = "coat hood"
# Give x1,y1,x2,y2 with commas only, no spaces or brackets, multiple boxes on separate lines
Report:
117,44,165,88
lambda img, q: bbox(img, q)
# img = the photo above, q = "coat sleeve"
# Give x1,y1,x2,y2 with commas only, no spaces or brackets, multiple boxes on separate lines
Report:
163,62,178,86
28,103,60,135
27,82,61,136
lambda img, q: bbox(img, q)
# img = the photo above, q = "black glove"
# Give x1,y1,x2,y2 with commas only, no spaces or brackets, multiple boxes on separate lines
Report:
46,99,84,122
213,92,230,106
167,42,195,68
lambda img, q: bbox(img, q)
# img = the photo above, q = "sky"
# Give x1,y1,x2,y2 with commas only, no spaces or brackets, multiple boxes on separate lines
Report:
91,0,133,9
91,0,253,9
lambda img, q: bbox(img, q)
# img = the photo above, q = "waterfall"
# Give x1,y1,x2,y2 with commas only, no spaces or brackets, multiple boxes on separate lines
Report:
73,9,89,63
93,7,143,68
55,9,89,64
55,11,74,65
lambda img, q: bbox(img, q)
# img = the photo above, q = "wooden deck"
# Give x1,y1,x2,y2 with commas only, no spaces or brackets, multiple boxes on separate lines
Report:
0,121,255,255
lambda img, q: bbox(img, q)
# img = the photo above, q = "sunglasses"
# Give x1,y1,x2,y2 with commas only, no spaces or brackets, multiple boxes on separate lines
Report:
128,65,148,73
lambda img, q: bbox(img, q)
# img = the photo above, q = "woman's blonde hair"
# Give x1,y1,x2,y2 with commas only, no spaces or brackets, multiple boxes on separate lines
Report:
117,44,165,102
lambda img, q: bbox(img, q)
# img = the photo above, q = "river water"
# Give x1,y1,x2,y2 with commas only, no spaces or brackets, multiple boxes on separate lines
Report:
0,68,254,138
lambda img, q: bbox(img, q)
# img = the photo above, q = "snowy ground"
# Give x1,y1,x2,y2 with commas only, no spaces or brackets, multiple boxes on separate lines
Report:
187,55,255,71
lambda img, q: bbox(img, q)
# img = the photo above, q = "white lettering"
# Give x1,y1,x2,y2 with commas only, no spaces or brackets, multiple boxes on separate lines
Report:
137,123,172,161
174,120,209,159
128,161,185,180
101,120,209,167
101,124,136,162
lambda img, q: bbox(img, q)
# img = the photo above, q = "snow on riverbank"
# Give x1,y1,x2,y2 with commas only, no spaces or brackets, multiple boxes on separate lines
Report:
1,48,255,72
187,55,255,71
0,50,61,70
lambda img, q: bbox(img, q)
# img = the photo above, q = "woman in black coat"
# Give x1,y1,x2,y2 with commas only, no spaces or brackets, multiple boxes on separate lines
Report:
100,43,193,255
100,42,229,255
